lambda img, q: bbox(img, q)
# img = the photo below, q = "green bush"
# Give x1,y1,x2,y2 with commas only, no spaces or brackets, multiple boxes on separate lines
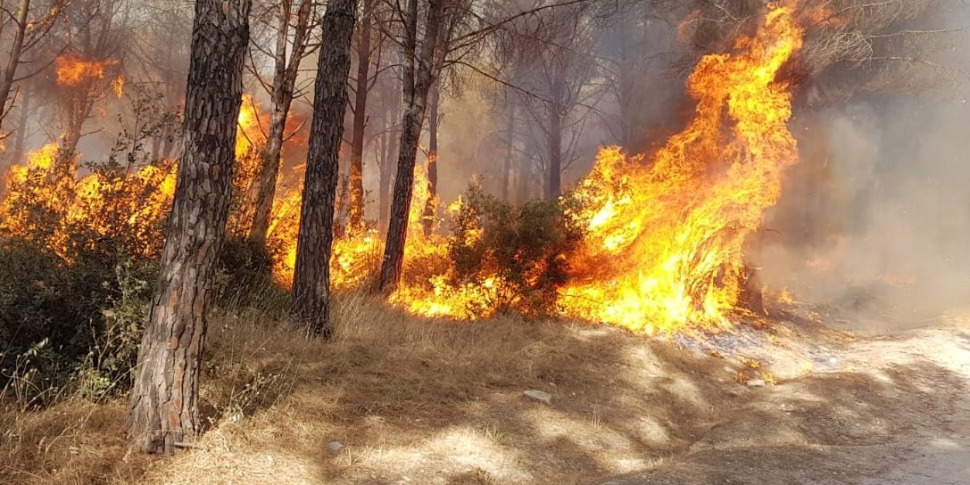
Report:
215,237,290,314
447,186,584,317
0,238,156,406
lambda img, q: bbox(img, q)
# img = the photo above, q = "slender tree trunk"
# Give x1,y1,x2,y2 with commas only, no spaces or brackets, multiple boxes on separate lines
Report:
502,100,514,203
546,104,562,200
250,0,312,247
125,0,250,454
348,0,374,235
378,121,396,231
421,81,440,236
378,0,446,293
0,0,30,135
61,105,86,159
291,0,358,338
10,84,29,165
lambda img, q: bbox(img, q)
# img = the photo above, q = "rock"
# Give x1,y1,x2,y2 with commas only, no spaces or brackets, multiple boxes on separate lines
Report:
326,441,344,455
746,379,767,388
524,390,553,404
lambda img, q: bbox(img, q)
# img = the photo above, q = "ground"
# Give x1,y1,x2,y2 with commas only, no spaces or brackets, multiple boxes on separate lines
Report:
1,295,968,484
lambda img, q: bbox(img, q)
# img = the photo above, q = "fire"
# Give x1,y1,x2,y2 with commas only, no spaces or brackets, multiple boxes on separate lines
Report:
4,2,811,336
0,143,176,260
112,76,126,98
55,54,119,88
558,4,804,332
236,94,267,159
267,163,444,290
381,3,807,332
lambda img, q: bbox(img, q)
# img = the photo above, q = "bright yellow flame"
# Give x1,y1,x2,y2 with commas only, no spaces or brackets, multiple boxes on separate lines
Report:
0,143,176,261
556,4,804,333
236,94,267,159
112,76,125,98
6,2,808,336
382,3,806,332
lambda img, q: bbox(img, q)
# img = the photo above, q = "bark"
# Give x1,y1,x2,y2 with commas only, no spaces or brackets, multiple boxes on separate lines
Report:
377,110,398,231
546,103,562,200
421,81,440,236
249,0,313,247
348,0,374,235
378,0,446,293
0,0,29,135
291,0,358,338
125,0,250,454
502,100,514,203
378,142,393,230
60,98,91,159
10,84,29,165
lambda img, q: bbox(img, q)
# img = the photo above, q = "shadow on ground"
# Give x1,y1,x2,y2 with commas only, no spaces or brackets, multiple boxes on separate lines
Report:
3,297,968,485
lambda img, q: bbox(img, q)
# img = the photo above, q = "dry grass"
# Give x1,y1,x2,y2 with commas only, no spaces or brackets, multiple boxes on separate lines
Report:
0,292,736,484
2,294,967,484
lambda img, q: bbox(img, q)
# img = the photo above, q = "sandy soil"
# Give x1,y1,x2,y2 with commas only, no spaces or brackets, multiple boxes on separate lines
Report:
596,309,970,485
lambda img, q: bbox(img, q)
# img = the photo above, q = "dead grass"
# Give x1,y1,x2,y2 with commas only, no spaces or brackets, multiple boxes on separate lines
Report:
2,294,967,484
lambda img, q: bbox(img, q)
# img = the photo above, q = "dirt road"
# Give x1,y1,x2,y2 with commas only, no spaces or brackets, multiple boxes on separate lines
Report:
594,314,970,485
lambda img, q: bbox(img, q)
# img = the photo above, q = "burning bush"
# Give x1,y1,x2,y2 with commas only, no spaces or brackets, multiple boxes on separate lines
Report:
0,142,171,405
445,186,582,317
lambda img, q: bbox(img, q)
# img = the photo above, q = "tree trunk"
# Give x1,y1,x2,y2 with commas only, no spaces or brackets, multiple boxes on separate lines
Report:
125,0,250,454
291,0,358,338
9,84,29,166
421,81,440,236
348,0,374,235
378,122,395,231
502,100,514,203
250,0,312,247
546,104,562,200
378,0,446,293
0,0,30,136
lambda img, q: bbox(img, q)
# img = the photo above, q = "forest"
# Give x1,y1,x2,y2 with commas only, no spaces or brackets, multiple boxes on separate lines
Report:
1,0,969,483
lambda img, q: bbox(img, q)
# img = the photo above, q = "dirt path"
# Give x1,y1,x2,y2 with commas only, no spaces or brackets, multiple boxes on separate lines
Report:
854,327,970,485
595,316,970,485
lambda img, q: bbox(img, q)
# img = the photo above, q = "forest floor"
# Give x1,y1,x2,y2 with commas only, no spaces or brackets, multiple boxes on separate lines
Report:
1,293,968,484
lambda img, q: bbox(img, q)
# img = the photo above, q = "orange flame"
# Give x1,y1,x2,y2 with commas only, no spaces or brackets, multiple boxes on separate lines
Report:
6,2,809,336
55,54,119,88
383,3,806,332
0,143,176,261
558,4,804,332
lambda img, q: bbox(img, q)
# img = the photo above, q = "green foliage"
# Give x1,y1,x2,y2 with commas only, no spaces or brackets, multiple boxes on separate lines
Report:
75,261,152,400
215,237,290,314
447,186,584,317
0,238,156,407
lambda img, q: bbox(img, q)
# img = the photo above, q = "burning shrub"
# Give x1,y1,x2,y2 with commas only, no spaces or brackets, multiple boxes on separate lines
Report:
0,138,172,404
443,186,583,318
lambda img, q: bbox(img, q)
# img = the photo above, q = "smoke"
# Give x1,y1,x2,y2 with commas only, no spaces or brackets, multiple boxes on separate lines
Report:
760,84,970,326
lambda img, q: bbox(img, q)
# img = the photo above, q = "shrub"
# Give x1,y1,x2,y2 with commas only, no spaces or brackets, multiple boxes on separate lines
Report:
0,238,156,406
446,186,584,317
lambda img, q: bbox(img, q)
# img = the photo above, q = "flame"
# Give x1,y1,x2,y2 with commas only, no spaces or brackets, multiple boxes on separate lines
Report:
112,76,126,98
557,4,804,332
4,3,810,336
236,94,267,159
380,3,806,332
267,163,444,290
55,54,119,88
0,143,176,260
